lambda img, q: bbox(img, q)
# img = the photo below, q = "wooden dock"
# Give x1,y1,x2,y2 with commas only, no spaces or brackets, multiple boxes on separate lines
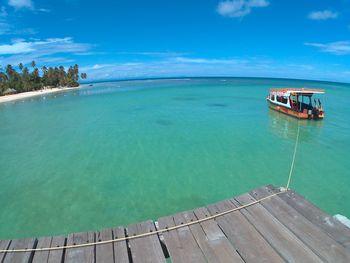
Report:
1,185,350,262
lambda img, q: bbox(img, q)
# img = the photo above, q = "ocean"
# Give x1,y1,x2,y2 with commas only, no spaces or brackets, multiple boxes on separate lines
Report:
0,77,349,239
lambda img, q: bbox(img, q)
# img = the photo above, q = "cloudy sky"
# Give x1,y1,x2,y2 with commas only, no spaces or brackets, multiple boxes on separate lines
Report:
1,0,350,82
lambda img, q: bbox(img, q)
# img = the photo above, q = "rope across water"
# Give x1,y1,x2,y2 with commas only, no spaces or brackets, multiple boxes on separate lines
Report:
0,121,301,253
286,120,300,189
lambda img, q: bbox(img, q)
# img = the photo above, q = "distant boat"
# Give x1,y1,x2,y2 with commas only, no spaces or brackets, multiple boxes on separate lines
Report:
89,84,93,87
267,88,325,119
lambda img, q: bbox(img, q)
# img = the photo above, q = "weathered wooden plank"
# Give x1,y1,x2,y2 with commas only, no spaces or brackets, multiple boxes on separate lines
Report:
64,231,95,263
158,215,185,263
47,235,66,263
0,240,11,262
268,185,350,249
193,207,226,241
207,200,284,263
96,228,114,263
1,185,349,263
172,212,208,262
158,214,206,263
251,186,350,262
32,236,52,263
127,220,165,263
113,227,129,263
2,238,36,263
183,207,245,262
233,193,324,263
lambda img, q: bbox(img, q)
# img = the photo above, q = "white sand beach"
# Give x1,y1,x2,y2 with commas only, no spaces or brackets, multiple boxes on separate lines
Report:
0,87,80,104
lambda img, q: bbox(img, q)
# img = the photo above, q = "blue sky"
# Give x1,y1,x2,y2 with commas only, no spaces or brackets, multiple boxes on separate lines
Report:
1,0,350,82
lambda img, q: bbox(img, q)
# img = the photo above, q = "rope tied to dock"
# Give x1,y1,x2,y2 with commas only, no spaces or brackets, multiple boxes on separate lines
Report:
0,121,301,254
0,191,285,253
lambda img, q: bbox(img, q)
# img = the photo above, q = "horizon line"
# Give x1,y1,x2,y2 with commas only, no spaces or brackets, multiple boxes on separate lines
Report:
81,76,350,86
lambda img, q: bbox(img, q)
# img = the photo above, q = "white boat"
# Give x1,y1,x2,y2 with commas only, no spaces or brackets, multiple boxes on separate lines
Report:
267,88,325,119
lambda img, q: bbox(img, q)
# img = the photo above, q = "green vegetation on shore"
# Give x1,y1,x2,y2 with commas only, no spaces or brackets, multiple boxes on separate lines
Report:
0,61,87,96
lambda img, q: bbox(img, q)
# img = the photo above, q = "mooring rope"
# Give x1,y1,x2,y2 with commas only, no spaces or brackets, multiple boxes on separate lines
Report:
286,120,300,190
0,121,301,254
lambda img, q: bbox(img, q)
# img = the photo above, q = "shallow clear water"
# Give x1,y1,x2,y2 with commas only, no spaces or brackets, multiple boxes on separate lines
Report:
0,78,349,239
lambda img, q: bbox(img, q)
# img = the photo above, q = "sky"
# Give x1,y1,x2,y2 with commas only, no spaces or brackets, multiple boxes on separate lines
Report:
0,0,350,82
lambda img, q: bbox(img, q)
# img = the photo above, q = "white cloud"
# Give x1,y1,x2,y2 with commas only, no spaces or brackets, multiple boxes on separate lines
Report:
174,57,245,64
7,0,50,12
0,5,36,36
0,37,92,65
0,41,33,54
78,56,350,83
0,21,36,36
38,8,50,13
308,10,338,20
305,41,350,55
92,64,108,69
80,56,272,81
116,51,187,57
0,37,91,55
217,0,269,18
8,0,33,9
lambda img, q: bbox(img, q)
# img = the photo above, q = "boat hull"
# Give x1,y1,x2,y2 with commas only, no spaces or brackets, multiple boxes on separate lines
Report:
267,100,324,120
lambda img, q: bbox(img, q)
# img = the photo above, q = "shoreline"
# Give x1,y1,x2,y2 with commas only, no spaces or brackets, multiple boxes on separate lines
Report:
0,86,80,104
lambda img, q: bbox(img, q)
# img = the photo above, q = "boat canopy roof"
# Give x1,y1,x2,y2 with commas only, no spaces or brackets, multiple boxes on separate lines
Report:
270,88,325,96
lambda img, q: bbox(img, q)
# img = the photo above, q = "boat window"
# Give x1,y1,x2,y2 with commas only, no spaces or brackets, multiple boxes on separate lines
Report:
277,95,288,104
281,96,288,104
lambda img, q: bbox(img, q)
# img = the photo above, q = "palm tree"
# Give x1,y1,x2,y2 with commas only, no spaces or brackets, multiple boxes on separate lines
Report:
58,66,66,86
1,62,82,94
0,71,8,85
0,72,8,95
0,72,7,82
6,64,14,77
73,64,79,82
41,66,48,87
22,67,30,91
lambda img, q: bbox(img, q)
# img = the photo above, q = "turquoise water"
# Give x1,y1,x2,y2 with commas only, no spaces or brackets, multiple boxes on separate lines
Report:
0,78,349,239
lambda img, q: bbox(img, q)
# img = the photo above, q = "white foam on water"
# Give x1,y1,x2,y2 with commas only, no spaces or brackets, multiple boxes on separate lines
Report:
334,214,350,229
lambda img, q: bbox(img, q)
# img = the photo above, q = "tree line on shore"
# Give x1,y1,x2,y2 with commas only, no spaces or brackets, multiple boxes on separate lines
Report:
0,61,87,96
